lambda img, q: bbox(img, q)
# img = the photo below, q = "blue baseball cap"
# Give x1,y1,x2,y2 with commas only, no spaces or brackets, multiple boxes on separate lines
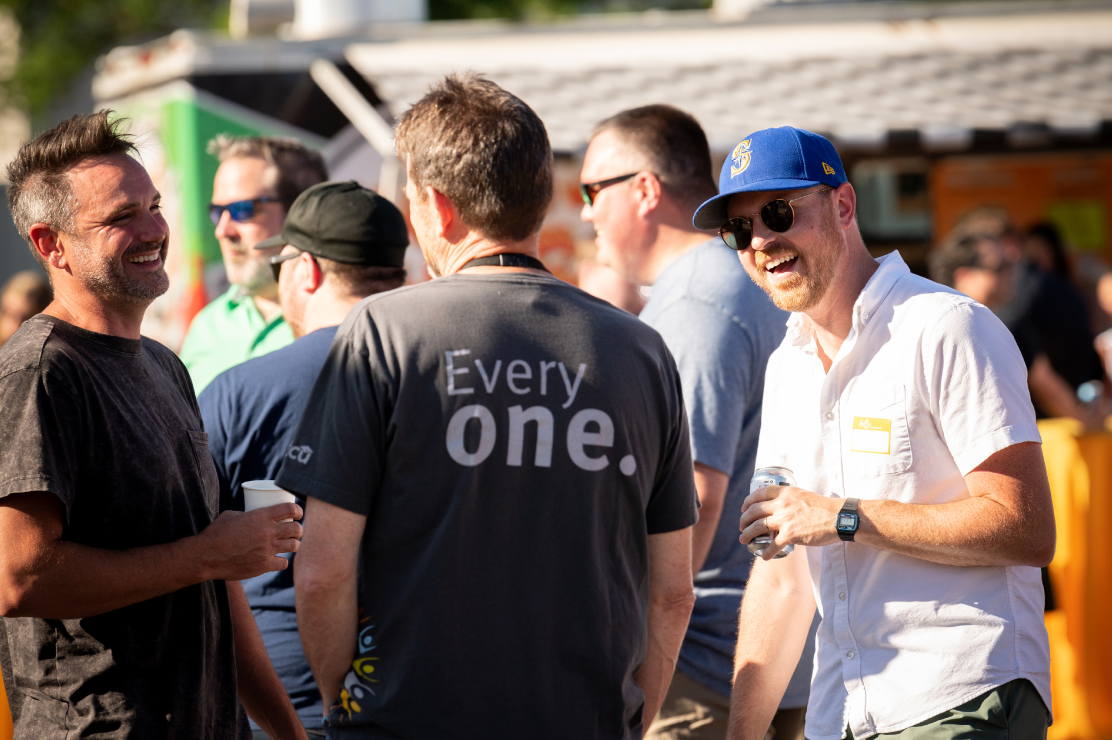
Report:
693,126,847,231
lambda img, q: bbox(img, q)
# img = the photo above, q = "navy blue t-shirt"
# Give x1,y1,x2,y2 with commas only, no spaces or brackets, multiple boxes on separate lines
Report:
198,326,338,729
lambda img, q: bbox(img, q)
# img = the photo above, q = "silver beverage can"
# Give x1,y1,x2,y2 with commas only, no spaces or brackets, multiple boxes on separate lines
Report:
748,466,796,559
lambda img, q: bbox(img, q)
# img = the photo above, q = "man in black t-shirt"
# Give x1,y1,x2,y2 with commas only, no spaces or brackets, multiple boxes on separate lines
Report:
278,74,698,740
0,112,307,740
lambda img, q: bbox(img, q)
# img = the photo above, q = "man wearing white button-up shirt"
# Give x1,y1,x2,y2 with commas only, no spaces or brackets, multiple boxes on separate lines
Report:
692,126,1054,740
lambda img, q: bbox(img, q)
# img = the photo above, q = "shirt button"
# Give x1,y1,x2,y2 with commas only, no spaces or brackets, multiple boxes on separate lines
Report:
846,650,855,659
839,592,846,601
826,411,835,420
863,312,869,321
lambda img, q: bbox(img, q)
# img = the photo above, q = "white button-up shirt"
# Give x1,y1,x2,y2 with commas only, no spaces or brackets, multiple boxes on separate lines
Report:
755,252,1051,740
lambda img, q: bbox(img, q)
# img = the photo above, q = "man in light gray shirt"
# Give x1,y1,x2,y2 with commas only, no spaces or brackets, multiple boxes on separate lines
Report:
580,105,814,740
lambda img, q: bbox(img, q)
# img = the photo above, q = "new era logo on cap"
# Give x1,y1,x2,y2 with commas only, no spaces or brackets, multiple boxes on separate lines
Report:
693,126,848,231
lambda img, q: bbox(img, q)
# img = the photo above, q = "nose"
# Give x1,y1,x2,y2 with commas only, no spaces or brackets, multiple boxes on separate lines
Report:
214,208,238,240
142,206,170,244
580,200,593,223
748,218,779,252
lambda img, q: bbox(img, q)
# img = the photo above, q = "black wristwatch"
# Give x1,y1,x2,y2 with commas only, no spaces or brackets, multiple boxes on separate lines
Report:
836,498,860,542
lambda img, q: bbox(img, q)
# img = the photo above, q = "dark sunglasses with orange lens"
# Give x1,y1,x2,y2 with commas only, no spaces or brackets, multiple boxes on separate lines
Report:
719,187,832,250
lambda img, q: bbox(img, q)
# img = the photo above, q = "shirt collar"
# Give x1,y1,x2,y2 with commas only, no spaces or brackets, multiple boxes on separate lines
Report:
784,250,909,350
222,285,286,329
853,250,909,329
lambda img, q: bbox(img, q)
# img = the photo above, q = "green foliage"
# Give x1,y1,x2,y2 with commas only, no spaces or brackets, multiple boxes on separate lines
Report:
0,0,227,119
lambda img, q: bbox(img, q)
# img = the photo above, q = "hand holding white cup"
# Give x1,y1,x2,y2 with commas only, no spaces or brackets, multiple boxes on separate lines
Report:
242,480,298,522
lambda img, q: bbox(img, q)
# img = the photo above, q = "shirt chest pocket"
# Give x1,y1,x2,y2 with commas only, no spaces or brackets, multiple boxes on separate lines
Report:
188,430,221,521
846,384,913,477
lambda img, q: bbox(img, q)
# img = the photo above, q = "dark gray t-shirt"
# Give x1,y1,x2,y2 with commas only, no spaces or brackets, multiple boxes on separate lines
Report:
0,315,249,740
277,272,698,740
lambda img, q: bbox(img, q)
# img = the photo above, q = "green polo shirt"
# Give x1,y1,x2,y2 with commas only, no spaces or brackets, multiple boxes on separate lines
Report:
179,286,294,395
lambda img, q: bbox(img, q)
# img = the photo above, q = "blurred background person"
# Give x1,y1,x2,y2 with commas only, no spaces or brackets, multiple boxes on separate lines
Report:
1024,222,1071,278
1093,271,1112,386
931,232,1101,426
199,181,408,739
947,208,1103,418
0,271,51,347
179,135,327,394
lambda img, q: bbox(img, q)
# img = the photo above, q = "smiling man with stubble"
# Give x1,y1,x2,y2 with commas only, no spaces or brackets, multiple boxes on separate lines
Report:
0,112,307,740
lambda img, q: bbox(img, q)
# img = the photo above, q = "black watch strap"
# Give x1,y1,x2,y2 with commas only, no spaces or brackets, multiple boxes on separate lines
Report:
460,253,549,272
836,498,860,542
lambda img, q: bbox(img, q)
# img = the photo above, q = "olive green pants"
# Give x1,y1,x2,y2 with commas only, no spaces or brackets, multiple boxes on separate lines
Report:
844,679,1049,740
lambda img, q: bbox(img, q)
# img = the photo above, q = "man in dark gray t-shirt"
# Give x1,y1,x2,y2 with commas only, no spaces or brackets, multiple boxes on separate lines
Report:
0,113,306,740
280,74,698,740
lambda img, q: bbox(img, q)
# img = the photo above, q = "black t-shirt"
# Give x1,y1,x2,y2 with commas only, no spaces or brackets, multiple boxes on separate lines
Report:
0,316,249,740
277,273,698,740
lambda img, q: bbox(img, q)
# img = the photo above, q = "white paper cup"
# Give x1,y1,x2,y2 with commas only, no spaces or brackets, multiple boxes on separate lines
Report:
242,480,298,522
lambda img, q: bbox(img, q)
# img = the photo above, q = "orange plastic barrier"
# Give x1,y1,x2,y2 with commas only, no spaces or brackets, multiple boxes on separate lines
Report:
1,667,10,740
1040,419,1112,740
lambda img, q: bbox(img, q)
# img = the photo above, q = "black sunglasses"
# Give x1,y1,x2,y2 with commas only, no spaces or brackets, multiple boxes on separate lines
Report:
269,250,312,282
579,172,639,206
209,197,291,226
718,187,833,251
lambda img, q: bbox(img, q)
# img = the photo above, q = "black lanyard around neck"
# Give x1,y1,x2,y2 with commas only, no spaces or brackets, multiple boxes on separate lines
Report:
459,253,549,272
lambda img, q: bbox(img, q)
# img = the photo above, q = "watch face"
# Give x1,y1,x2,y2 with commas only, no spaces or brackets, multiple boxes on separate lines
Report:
837,513,858,530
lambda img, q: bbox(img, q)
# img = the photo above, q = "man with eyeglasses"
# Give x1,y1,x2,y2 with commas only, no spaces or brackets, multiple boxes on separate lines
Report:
692,126,1053,740
179,135,328,394
580,107,816,740
199,181,407,739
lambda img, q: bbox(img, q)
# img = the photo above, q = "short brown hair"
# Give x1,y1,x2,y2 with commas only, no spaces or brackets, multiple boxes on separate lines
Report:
6,110,137,264
592,105,717,209
319,258,406,297
394,73,553,242
207,134,328,204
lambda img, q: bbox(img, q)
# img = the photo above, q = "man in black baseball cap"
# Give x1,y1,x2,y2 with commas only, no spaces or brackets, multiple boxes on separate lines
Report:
197,180,408,739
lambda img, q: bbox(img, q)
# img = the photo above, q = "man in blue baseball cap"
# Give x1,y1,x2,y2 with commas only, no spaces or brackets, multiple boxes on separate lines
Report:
701,128,1054,740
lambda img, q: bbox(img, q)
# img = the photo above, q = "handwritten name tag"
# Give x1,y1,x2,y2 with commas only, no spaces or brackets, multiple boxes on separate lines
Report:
851,417,891,454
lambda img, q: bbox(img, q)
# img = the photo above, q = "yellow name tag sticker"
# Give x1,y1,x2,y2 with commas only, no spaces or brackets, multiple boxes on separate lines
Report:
851,417,892,454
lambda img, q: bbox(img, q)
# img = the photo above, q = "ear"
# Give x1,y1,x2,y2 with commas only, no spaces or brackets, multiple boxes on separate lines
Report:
28,223,68,270
633,172,664,219
303,253,324,293
428,186,458,241
832,182,857,228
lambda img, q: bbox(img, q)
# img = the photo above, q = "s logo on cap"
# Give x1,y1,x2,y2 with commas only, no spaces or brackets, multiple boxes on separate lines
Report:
731,140,752,177
823,162,836,176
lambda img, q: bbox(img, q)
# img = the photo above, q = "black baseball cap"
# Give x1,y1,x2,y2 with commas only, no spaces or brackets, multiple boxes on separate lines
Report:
255,180,409,267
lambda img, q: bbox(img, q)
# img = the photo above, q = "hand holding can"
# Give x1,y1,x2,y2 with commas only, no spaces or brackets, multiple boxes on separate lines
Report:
747,466,796,559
